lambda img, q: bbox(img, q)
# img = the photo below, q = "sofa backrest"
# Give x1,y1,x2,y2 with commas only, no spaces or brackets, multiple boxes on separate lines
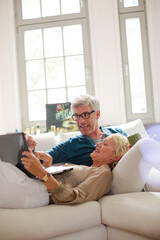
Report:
34,119,147,151
113,119,148,138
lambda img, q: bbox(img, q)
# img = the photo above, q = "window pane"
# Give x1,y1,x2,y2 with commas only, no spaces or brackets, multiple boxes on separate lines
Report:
22,0,41,19
46,58,65,88
41,0,60,17
125,18,147,113
63,25,83,56
61,0,80,14
26,60,45,90
123,0,139,8
67,86,86,102
65,56,85,87
48,89,66,103
24,30,43,60
28,90,46,121
44,27,63,58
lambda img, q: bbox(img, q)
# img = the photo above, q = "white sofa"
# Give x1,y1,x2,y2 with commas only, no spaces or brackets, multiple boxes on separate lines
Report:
0,119,160,240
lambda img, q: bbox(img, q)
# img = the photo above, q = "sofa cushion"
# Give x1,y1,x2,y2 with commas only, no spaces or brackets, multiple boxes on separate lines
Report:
99,192,160,240
113,119,148,138
107,226,153,240
52,225,107,240
56,119,147,143
56,131,80,143
33,131,58,151
0,201,101,240
144,168,160,192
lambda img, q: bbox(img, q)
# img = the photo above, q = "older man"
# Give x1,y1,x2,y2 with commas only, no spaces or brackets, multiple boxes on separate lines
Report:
29,94,127,167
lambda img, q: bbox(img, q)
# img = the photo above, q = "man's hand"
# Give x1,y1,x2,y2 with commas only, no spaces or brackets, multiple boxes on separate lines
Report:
35,151,53,168
26,135,37,151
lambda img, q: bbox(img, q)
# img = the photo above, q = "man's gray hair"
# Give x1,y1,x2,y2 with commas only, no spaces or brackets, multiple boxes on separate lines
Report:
71,94,100,111
112,133,129,158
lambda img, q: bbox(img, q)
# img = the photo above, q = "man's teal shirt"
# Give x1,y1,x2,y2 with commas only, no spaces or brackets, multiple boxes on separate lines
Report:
47,127,128,166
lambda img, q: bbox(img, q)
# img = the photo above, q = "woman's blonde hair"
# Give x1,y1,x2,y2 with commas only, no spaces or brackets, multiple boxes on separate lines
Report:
112,133,129,158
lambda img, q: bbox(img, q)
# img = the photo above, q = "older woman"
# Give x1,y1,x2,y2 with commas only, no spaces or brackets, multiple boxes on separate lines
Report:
21,135,160,204
0,134,129,208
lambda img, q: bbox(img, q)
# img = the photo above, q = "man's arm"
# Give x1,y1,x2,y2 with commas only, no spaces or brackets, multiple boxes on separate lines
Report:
26,135,71,166
26,135,37,151
101,126,128,137
34,151,53,167
46,139,71,164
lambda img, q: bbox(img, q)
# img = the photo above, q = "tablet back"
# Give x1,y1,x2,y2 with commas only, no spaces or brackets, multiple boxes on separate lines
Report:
0,132,34,177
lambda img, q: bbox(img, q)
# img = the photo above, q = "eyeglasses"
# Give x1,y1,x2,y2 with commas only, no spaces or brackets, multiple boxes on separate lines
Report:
72,110,95,121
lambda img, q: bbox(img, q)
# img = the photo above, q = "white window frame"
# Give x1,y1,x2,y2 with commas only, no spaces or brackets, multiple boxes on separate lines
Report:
119,0,144,13
15,0,93,131
118,0,154,122
15,0,86,25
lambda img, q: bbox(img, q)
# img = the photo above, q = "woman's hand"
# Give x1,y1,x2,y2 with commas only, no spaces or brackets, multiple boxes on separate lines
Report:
26,135,37,151
35,151,53,168
21,151,47,179
22,151,59,192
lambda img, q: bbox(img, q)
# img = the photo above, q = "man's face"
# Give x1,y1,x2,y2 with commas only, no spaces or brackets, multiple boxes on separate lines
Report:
72,104,100,137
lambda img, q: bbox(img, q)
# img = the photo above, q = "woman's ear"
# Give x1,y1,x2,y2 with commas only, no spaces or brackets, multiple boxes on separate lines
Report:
112,155,121,162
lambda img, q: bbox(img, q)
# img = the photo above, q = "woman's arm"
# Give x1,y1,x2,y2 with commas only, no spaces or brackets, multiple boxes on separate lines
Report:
21,152,112,205
21,151,59,191
49,165,112,205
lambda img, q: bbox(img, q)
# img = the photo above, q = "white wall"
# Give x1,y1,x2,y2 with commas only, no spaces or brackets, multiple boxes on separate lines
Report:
0,0,21,134
88,0,160,126
88,0,126,126
0,0,160,134
146,0,160,122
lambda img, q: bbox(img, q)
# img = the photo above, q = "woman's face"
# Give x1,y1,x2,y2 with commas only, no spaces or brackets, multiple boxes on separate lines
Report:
90,136,119,167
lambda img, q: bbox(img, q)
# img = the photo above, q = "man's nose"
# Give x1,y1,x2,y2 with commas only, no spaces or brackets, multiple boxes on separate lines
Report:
79,116,85,123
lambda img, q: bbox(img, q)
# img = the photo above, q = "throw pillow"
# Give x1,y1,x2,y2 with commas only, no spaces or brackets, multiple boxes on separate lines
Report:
33,131,58,151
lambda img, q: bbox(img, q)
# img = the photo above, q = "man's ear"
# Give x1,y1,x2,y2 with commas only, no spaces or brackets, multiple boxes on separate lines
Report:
96,110,100,119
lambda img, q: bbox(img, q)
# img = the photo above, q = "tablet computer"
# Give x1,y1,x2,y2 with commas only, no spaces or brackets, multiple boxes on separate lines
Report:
0,132,35,178
45,164,73,175
0,132,73,178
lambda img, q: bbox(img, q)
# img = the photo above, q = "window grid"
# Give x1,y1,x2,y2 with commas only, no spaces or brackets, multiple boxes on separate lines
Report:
15,0,93,130
118,0,154,122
